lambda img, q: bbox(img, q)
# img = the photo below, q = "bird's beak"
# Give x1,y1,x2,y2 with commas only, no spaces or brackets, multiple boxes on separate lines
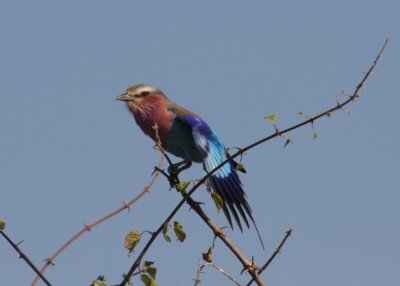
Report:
115,93,131,101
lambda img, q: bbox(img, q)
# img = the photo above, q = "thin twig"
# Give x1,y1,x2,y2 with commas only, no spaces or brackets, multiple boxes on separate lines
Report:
184,195,265,284
193,260,204,286
205,263,243,286
246,229,292,286
1,231,52,286
119,39,388,286
31,158,163,286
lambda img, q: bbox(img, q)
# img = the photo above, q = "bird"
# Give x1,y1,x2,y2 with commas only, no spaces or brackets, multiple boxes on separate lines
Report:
116,84,262,244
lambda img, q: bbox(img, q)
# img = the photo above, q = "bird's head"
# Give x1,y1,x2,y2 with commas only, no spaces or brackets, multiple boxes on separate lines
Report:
116,84,166,113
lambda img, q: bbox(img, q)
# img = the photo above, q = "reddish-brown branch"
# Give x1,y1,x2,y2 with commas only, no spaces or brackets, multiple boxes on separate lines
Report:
31,159,164,286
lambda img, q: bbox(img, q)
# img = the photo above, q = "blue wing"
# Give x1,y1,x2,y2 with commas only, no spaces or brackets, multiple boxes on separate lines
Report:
177,114,254,231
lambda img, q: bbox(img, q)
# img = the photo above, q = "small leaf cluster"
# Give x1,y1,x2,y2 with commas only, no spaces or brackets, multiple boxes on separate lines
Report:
175,180,190,193
124,230,142,255
140,261,157,286
162,221,186,243
211,192,223,213
0,219,5,230
202,247,213,263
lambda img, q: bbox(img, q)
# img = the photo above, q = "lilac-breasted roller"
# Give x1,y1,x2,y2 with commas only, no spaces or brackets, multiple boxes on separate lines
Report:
116,84,261,236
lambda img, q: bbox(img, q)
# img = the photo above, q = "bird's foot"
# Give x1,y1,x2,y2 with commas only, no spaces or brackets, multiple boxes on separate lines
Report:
153,166,180,189
168,173,180,188
167,160,192,177
167,164,179,176
155,160,192,189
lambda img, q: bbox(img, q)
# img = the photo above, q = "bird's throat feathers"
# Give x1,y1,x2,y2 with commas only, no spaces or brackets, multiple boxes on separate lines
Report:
128,95,172,143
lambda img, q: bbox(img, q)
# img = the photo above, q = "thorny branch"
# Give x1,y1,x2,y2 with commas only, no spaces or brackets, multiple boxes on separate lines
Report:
31,159,164,286
246,229,293,286
1,231,52,286
120,39,388,286
183,194,265,284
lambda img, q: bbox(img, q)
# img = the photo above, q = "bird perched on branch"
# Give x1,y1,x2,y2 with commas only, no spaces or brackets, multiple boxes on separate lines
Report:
116,84,262,244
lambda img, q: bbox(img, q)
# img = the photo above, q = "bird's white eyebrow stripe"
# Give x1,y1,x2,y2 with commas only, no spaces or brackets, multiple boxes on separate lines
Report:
134,86,157,95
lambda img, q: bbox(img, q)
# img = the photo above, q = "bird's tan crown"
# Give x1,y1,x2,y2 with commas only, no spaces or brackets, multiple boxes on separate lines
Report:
126,84,163,97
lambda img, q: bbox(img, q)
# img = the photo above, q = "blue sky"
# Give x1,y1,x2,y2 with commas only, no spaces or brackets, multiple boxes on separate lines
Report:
1,1,399,285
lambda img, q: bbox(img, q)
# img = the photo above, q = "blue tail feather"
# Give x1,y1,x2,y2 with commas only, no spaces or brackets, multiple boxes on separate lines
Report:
208,166,251,231
206,160,265,249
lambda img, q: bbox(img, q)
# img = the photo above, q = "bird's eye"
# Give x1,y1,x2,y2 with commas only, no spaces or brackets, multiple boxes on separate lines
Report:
141,91,150,97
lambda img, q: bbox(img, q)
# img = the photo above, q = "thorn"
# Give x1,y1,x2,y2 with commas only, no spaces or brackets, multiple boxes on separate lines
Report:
44,258,55,266
187,200,205,212
151,122,159,130
16,240,24,247
143,186,151,193
240,258,254,275
274,125,280,135
283,136,293,147
152,166,163,176
121,201,131,211
84,224,92,232
250,256,257,271
240,266,248,275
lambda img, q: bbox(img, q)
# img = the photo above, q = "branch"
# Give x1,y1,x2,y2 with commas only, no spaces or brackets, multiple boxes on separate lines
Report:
193,260,204,286
31,158,163,286
205,263,243,286
1,231,52,286
246,229,292,286
119,39,388,285
185,195,264,284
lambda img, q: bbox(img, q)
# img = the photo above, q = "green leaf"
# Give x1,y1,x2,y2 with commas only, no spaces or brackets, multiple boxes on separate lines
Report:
264,114,278,123
211,191,224,213
143,261,154,268
146,267,157,280
124,230,141,254
143,261,157,279
141,274,157,286
298,111,305,116
162,223,171,243
141,274,151,286
0,219,5,230
235,162,245,172
175,181,190,193
173,221,186,242
312,130,318,139
202,247,213,263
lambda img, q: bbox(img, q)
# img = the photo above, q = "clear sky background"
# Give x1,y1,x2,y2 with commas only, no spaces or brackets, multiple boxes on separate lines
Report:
1,1,399,285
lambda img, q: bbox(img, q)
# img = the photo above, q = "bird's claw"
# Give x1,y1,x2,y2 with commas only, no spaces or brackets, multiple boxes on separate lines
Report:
168,175,180,189
154,165,180,189
167,165,178,176
167,164,182,189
